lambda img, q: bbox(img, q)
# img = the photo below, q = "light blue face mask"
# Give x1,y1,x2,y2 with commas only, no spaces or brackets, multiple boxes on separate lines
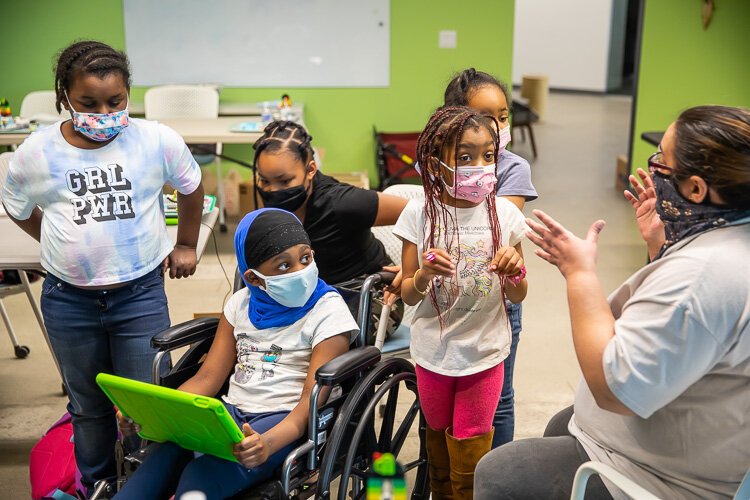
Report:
251,261,319,307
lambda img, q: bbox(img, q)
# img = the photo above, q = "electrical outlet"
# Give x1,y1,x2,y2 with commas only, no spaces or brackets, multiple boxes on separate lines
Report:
439,30,457,49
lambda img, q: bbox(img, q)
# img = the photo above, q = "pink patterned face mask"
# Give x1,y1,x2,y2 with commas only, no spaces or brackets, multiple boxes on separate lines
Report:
65,92,129,142
440,161,497,201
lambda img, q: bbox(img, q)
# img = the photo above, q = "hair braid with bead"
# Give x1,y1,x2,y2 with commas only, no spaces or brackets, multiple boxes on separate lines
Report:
416,106,504,330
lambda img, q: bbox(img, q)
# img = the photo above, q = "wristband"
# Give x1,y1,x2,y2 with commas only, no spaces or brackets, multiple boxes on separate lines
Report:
508,265,527,286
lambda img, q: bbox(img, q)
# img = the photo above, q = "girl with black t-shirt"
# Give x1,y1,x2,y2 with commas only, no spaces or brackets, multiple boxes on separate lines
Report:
251,121,408,286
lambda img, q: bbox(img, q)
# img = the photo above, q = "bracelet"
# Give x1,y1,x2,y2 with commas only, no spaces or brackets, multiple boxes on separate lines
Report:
412,269,430,296
508,265,527,286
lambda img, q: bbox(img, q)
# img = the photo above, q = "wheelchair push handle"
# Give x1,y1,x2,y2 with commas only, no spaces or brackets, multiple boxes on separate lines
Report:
374,270,397,286
355,271,398,348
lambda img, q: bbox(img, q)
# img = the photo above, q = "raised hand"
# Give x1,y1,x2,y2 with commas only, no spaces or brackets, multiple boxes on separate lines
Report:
623,168,665,251
526,210,605,278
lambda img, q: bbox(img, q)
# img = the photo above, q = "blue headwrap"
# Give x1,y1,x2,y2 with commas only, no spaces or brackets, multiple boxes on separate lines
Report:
234,208,337,329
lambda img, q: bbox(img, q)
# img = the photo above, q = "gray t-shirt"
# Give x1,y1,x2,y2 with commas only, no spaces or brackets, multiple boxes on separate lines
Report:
569,220,750,499
495,150,537,201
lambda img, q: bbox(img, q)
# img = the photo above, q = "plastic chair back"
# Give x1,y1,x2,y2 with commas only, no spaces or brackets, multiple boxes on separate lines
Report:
19,91,64,120
144,85,219,120
371,184,424,266
371,184,424,328
571,461,659,500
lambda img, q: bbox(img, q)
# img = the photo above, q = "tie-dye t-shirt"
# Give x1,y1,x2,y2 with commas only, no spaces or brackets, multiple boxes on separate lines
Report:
1,119,201,286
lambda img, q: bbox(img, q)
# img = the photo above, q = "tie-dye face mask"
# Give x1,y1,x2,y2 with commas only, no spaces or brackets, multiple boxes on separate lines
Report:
65,92,129,142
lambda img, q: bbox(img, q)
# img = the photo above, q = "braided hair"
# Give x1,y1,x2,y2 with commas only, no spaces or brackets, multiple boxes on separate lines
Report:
54,40,131,113
417,106,504,330
252,120,315,204
444,68,510,109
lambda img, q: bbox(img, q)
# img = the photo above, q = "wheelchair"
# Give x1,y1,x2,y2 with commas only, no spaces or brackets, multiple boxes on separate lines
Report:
92,271,428,500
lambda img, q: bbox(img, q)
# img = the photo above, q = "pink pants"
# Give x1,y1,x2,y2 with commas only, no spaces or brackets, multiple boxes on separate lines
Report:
416,363,504,439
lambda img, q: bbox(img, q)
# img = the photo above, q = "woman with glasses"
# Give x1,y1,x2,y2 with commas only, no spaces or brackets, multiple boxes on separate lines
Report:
473,105,750,499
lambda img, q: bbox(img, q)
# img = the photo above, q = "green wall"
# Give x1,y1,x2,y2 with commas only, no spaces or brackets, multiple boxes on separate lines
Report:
630,0,750,171
5,0,515,184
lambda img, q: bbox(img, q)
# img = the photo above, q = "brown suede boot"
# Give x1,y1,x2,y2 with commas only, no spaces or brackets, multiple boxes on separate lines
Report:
425,426,453,500
445,427,494,500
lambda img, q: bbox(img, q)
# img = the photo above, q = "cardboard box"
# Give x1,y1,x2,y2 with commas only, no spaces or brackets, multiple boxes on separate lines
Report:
615,154,629,191
333,171,370,189
193,312,221,319
239,180,263,215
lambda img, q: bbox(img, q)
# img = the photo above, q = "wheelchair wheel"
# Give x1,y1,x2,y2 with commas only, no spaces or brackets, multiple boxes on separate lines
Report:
316,358,429,500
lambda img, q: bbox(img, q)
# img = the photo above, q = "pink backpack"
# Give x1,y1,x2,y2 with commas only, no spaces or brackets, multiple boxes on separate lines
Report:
29,413,84,499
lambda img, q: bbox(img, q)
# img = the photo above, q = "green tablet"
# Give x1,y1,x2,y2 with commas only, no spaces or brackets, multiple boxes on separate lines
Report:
96,373,244,462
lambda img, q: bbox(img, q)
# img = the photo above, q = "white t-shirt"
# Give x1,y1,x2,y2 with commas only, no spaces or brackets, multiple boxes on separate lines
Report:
1,119,201,286
222,289,359,413
393,198,528,376
569,220,750,499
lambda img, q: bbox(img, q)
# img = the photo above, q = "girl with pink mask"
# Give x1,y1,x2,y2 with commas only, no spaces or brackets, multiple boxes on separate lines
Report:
393,106,529,499
444,68,538,451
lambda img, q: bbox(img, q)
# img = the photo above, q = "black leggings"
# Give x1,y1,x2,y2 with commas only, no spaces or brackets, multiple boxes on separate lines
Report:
474,406,613,499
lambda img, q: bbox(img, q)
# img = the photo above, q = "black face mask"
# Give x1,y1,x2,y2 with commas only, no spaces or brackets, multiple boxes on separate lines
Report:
652,171,750,258
258,181,310,212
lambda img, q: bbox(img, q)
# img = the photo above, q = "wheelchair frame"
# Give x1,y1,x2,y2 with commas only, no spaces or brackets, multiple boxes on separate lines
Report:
96,272,428,500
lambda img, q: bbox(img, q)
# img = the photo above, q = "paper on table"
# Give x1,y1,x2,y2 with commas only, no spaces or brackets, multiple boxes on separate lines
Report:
230,121,264,133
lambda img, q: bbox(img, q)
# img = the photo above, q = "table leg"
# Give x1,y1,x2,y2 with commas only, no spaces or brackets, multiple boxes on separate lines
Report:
215,142,227,233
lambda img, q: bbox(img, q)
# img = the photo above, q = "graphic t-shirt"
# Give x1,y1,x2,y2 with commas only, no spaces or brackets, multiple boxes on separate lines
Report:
495,150,538,201
222,289,359,413
1,119,201,286
393,198,528,376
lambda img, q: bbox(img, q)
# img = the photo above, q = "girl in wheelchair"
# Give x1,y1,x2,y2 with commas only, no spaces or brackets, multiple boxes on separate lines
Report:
115,208,358,499
395,106,529,499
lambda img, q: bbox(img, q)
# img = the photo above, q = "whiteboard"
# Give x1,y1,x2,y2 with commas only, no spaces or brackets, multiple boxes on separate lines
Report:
123,0,390,87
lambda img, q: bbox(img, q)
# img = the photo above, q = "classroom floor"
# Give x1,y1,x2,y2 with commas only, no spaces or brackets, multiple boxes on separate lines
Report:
0,91,643,497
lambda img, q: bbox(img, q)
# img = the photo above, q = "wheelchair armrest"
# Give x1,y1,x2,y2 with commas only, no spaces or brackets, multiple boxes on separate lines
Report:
315,346,381,386
151,317,220,351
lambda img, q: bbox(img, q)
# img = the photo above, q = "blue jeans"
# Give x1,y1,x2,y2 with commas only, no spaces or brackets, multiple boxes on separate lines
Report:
41,268,170,490
492,300,522,448
114,406,296,500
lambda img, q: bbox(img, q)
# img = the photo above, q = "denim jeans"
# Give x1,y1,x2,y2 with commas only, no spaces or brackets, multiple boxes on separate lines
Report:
41,267,170,490
492,300,522,448
114,406,296,500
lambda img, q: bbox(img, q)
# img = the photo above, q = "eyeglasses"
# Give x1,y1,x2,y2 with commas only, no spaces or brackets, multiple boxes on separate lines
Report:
647,151,674,175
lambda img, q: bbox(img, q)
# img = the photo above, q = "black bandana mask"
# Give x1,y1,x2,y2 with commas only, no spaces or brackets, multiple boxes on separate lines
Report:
653,171,750,258
258,180,310,212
